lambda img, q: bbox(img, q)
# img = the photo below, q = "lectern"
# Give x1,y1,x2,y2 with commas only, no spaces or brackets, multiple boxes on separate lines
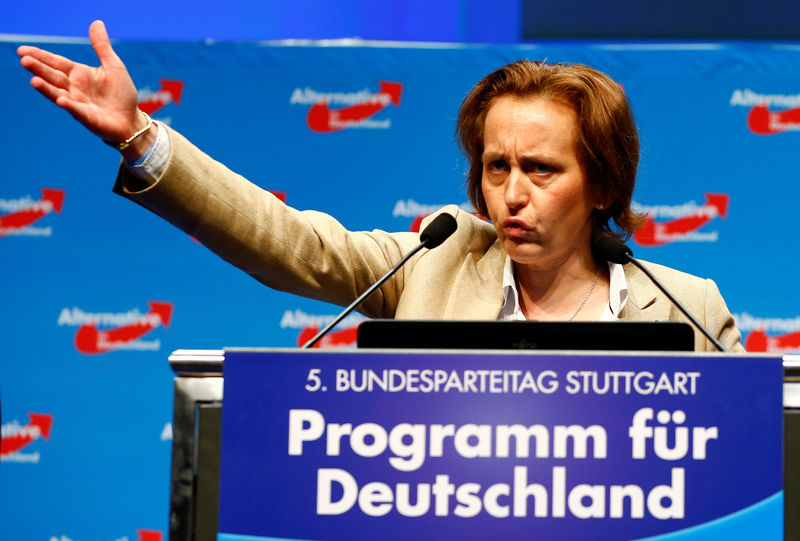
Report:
166,349,798,541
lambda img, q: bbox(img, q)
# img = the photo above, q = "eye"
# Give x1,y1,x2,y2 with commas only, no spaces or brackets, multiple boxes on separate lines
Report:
529,162,552,174
486,159,508,173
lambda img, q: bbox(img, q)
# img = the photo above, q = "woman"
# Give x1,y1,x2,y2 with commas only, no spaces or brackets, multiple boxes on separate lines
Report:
18,21,743,351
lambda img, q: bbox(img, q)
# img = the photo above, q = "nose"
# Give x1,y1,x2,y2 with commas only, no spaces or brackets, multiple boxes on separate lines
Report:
503,168,529,211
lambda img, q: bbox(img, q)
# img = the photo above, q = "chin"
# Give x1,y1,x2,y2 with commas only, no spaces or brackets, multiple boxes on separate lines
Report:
504,242,544,265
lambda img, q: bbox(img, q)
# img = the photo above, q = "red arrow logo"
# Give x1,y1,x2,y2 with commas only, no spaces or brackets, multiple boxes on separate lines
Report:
633,193,729,247
138,79,184,115
269,190,287,203
410,214,430,233
0,188,64,237
1,413,53,456
297,325,358,348
74,301,173,355
744,328,800,353
747,104,800,135
307,81,403,133
135,529,163,541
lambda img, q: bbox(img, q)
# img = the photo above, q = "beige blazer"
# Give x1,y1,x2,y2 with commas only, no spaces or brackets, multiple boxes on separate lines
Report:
115,126,744,352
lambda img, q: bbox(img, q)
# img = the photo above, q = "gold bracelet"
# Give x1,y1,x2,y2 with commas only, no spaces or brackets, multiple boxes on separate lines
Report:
106,110,153,151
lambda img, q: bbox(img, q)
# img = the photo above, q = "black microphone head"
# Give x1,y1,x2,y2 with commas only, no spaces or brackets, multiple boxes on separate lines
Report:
419,213,458,248
592,236,633,264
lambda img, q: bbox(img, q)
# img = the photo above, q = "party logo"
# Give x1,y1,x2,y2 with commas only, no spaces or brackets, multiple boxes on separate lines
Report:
269,190,287,203
0,188,64,238
730,88,800,135
280,308,364,348
48,530,162,541
735,312,800,353
392,199,473,231
297,325,359,348
290,82,403,132
134,532,163,541
633,194,728,247
57,301,173,354
1,412,53,463
137,79,184,115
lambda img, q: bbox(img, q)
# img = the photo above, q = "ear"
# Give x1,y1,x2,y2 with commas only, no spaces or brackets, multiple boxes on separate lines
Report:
593,195,610,211
588,182,609,212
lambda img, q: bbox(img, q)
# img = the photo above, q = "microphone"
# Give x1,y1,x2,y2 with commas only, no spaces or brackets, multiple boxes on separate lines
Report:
301,213,458,348
419,213,458,248
592,236,728,352
592,236,633,264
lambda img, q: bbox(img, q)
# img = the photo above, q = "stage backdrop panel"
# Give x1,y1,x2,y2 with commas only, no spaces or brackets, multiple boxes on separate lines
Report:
1,37,798,540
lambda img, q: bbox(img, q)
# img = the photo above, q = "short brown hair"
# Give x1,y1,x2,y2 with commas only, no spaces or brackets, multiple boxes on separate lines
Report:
456,60,644,240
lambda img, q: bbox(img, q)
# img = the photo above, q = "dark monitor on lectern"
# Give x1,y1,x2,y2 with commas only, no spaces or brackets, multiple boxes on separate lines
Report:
357,320,695,351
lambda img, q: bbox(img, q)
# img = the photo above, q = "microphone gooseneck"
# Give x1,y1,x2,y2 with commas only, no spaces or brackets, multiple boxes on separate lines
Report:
301,213,459,349
592,236,729,352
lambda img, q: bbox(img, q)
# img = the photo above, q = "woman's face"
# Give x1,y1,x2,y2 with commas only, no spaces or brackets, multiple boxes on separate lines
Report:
481,95,600,272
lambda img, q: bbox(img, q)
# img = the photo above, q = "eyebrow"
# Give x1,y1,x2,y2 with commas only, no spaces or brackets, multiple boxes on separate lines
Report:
482,149,557,164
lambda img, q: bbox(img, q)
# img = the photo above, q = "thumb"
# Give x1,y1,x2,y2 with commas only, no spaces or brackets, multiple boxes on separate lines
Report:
89,20,120,67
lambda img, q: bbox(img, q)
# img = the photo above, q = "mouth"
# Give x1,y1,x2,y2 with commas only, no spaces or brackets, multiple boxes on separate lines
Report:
500,218,532,239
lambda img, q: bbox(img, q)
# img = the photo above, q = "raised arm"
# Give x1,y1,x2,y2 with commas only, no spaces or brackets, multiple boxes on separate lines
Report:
17,20,155,161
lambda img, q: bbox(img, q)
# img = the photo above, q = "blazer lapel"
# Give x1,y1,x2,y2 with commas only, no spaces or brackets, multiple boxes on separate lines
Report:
620,263,672,321
442,239,505,319
432,240,675,322
443,250,674,321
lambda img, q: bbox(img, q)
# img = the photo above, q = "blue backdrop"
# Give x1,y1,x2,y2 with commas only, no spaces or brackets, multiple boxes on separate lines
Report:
1,37,798,540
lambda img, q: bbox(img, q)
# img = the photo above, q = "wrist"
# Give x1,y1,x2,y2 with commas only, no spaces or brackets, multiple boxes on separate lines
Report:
104,109,156,161
120,120,158,162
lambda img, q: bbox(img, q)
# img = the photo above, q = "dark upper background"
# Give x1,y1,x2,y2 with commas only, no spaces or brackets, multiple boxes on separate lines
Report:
2,0,799,43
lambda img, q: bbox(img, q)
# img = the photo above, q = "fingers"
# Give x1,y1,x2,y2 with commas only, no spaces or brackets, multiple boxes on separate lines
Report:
26,72,89,126
17,45,75,74
19,55,72,91
89,20,120,68
29,75,70,104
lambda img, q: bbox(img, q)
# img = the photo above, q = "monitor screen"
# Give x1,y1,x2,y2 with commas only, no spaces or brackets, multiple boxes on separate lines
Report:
357,320,695,351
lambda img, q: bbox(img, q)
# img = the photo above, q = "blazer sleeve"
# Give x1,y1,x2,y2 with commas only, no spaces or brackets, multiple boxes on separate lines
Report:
704,278,746,353
112,125,419,318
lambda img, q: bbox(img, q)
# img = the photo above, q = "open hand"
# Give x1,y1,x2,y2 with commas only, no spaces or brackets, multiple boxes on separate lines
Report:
18,20,145,146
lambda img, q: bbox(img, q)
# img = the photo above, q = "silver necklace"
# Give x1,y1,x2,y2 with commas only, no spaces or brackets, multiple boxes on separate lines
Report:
568,267,600,321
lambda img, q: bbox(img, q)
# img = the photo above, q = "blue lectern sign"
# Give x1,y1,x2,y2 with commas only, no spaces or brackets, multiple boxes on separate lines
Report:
218,350,782,540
